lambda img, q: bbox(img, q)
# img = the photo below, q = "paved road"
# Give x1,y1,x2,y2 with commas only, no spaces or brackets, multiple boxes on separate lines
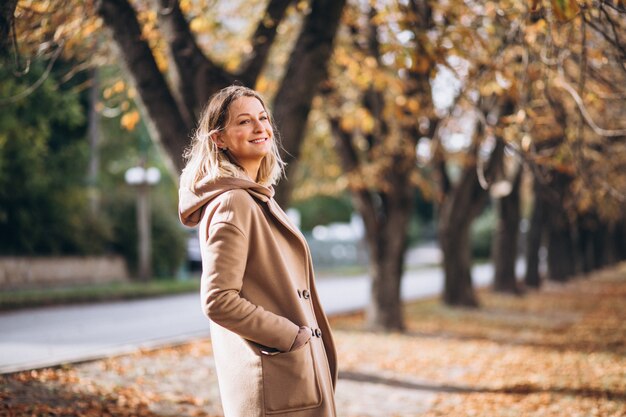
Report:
0,263,503,374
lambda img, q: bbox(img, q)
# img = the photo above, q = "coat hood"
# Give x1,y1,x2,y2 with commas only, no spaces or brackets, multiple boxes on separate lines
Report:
179,176,274,227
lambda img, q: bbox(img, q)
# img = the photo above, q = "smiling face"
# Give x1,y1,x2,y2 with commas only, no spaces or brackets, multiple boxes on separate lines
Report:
215,96,273,180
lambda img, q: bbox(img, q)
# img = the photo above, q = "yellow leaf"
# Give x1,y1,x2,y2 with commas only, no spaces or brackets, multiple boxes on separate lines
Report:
407,98,420,114
179,0,192,14
340,115,356,132
550,0,579,21
296,0,308,12
190,17,212,33
121,111,140,131
113,80,125,93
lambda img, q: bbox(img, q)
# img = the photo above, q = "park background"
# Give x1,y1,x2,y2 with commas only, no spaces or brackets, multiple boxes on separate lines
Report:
1,0,625,416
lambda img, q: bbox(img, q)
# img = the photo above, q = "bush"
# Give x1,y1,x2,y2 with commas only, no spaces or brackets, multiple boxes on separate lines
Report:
291,194,353,232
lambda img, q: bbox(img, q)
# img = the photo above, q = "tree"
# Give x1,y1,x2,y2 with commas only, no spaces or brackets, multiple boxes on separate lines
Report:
492,166,523,293
522,0,626,283
0,61,98,254
321,0,439,329
96,0,346,204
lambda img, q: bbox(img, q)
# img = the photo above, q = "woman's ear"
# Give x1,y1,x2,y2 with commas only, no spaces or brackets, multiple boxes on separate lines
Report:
211,132,227,150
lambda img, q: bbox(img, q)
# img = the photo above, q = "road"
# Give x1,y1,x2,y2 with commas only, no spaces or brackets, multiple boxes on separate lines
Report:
0,263,502,374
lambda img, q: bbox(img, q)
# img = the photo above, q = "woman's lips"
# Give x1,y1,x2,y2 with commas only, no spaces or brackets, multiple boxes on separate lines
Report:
250,138,268,144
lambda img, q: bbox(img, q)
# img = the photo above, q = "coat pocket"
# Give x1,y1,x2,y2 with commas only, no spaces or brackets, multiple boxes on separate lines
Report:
261,341,322,414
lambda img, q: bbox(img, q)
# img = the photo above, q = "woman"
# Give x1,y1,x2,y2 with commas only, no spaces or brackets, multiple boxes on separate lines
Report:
179,85,337,417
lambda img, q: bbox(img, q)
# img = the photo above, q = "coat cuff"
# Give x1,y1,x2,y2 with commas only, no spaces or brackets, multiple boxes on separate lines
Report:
278,321,301,352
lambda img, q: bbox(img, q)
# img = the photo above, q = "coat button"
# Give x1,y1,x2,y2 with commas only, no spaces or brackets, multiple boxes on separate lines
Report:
314,328,322,338
302,289,310,300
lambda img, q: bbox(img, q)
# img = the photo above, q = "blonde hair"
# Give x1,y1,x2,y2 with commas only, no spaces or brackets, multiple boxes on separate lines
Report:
180,85,285,189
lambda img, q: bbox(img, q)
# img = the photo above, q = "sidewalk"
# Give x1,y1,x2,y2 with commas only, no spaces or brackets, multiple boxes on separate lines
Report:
0,262,500,374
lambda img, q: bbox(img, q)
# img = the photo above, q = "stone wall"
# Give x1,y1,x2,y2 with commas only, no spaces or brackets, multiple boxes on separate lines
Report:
0,256,129,290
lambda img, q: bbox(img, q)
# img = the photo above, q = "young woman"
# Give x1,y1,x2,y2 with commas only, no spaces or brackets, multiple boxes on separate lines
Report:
179,85,337,416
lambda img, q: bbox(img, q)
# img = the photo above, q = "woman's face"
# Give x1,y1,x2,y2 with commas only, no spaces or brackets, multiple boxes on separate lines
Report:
218,96,273,178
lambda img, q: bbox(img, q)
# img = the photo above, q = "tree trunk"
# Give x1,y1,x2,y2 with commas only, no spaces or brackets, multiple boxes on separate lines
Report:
439,214,477,306
605,223,619,266
614,220,626,262
524,178,545,288
437,129,502,306
87,68,101,216
546,211,576,282
576,215,594,275
330,115,413,330
492,167,523,293
0,0,18,58
273,0,346,206
97,0,191,177
365,194,413,331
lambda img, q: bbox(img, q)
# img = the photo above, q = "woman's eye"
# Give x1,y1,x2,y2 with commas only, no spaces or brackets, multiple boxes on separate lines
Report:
260,116,268,121
239,119,250,125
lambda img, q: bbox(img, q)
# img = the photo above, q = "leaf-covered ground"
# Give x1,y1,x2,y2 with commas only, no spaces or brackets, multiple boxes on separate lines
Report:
2,262,625,417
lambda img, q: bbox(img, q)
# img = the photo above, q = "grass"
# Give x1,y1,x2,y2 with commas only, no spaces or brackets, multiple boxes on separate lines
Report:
0,278,200,311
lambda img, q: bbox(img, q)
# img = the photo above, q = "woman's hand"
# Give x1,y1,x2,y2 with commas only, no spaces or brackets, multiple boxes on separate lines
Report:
289,326,312,351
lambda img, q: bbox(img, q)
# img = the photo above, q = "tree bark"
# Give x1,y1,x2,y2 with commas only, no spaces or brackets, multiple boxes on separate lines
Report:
577,216,591,274
87,68,101,216
542,170,576,282
546,219,576,281
237,0,295,85
273,0,346,206
0,0,18,59
363,185,413,331
437,122,505,306
545,195,576,282
524,177,545,288
492,166,523,294
439,212,477,306
97,0,190,176
438,167,487,307
615,220,626,262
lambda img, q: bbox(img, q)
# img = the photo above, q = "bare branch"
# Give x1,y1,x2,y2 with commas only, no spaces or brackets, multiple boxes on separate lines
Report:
0,40,64,105
553,75,626,137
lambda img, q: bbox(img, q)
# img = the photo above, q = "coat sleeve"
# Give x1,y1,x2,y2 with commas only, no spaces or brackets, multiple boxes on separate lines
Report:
201,220,300,352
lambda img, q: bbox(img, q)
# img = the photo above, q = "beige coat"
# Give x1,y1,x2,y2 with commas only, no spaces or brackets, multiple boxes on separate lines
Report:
179,177,337,417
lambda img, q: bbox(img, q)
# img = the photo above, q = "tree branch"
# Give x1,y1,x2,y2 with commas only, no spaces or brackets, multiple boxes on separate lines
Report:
584,11,626,61
272,0,347,204
553,75,626,137
329,116,379,241
0,40,64,105
237,0,295,85
154,0,221,125
97,0,190,175
0,0,18,58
